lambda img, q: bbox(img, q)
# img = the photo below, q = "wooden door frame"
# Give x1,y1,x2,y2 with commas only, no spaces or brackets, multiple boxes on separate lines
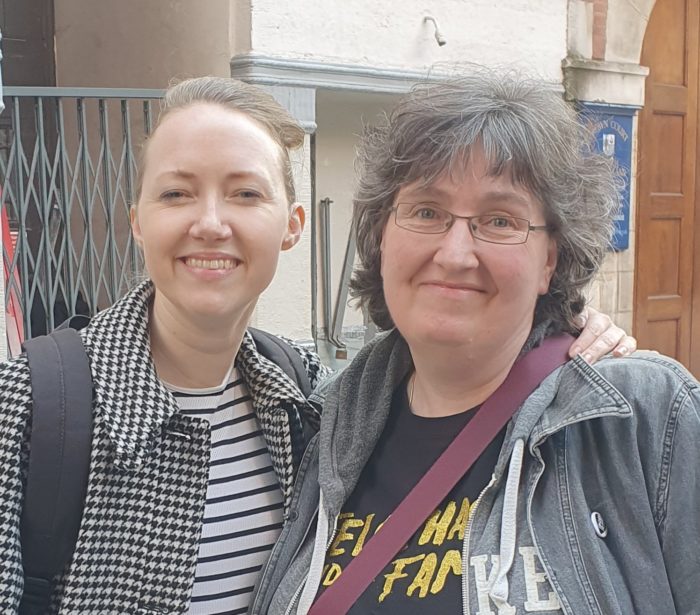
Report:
634,0,699,369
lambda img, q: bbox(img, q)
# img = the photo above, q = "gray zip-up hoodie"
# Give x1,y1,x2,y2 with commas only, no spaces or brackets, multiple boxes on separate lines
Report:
251,330,700,615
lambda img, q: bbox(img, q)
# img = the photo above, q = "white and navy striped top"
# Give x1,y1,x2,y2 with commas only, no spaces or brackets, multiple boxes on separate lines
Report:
168,366,284,615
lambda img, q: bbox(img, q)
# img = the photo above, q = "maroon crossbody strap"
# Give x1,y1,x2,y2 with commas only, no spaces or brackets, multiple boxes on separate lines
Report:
307,333,574,615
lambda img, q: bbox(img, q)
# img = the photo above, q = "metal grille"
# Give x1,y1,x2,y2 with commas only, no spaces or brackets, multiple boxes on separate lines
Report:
1,87,163,354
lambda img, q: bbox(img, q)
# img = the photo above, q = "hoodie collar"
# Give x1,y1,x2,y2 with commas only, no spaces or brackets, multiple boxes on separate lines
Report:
318,330,413,512
507,356,630,457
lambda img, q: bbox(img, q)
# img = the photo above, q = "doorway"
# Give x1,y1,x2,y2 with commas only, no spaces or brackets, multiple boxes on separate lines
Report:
634,0,700,373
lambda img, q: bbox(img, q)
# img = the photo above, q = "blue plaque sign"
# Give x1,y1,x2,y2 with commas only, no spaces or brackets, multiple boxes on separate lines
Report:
578,102,638,251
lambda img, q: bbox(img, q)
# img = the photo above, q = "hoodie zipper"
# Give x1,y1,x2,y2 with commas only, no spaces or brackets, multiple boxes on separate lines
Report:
284,576,309,615
276,505,320,615
462,474,497,615
284,513,340,615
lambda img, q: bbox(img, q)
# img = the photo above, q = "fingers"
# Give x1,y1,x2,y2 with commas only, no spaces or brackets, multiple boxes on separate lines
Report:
611,334,637,358
568,307,635,363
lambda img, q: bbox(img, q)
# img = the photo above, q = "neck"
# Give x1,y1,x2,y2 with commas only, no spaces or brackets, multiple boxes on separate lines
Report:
407,331,528,418
149,293,251,389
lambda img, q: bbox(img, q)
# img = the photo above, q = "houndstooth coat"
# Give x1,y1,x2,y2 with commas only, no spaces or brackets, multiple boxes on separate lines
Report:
0,281,329,614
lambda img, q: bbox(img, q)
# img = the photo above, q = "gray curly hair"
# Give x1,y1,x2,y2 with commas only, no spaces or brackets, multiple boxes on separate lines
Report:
350,69,620,333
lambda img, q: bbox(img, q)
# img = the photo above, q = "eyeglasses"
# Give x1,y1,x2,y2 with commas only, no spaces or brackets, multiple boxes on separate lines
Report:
390,202,549,245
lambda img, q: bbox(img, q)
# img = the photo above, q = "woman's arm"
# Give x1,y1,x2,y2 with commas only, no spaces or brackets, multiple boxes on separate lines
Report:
657,379,700,613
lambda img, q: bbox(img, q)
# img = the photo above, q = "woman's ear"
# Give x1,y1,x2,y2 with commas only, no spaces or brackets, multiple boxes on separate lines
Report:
130,206,143,248
538,237,558,295
281,203,305,250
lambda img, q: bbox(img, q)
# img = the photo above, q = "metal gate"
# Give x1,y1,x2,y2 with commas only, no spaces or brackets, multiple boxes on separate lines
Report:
1,87,162,354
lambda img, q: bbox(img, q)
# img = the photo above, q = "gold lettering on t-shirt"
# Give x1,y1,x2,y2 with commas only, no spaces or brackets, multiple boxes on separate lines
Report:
418,500,457,546
446,498,471,541
352,513,376,556
328,513,363,556
407,552,438,598
431,549,462,594
379,555,425,602
321,563,342,586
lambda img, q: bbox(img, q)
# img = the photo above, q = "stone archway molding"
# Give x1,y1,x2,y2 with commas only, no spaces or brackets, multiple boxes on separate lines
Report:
563,0,657,106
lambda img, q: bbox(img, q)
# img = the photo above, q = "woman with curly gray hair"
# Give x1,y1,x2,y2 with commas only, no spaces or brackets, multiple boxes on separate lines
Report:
250,70,700,615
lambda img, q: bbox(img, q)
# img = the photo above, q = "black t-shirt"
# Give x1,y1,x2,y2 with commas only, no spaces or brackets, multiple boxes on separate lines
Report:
318,377,505,614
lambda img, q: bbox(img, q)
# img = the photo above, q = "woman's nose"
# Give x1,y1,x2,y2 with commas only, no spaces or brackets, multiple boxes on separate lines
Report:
433,218,480,269
190,198,232,239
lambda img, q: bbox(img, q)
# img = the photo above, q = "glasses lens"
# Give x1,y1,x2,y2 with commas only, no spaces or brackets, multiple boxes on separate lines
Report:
472,215,528,244
395,203,450,233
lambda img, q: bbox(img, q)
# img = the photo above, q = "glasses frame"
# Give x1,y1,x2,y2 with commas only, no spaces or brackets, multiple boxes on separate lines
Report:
390,203,550,245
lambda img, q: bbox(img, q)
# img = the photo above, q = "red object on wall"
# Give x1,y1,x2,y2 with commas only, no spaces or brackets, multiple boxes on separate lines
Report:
2,203,25,357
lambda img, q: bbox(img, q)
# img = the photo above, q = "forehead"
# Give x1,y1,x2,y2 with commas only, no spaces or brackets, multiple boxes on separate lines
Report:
143,103,284,177
395,172,540,209
396,162,542,216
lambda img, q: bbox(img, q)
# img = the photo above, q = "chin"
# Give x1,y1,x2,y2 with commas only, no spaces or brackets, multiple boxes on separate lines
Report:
426,332,476,348
184,299,246,323
401,319,478,349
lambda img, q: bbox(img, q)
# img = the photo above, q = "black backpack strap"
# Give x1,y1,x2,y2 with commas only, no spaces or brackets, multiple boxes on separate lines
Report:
20,328,93,615
249,328,312,398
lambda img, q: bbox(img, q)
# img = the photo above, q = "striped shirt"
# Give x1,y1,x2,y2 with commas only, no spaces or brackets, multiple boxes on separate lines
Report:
168,366,284,615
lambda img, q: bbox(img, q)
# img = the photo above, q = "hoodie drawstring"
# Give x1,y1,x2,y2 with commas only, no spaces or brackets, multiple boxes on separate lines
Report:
490,438,525,605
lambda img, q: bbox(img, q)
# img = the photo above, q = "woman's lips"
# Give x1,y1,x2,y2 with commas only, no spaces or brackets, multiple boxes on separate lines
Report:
422,280,484,292
179,255,241,279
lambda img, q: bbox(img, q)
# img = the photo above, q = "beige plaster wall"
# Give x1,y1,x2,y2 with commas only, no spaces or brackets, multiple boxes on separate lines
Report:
54,0,239,87
251,0,568,81
251,135,313,340
568,0,595,60
314,90,399,334
230,0,253,57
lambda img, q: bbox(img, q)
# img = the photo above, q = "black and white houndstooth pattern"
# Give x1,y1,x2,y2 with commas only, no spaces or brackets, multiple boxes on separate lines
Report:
0,280,330,613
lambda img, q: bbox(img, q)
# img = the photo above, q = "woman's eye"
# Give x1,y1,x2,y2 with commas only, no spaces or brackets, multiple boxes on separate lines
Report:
161,190,188,201
235,189,263,200
415,206,438,219
488,216,515,228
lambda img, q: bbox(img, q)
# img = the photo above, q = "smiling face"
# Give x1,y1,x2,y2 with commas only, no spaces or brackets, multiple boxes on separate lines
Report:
380,147,557,355
131,102,304,328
